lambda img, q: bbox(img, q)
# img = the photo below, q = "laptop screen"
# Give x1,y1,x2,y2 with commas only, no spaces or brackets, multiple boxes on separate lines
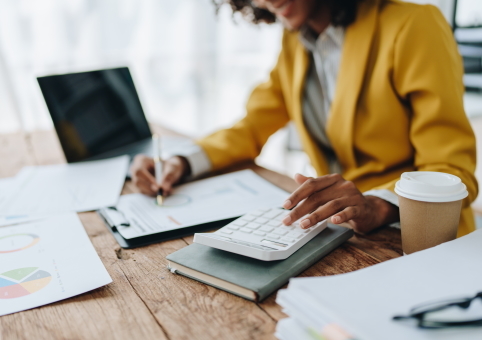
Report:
38,67,151,162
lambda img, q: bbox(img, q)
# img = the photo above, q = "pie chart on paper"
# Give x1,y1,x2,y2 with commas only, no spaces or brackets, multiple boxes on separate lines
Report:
0,267,52,299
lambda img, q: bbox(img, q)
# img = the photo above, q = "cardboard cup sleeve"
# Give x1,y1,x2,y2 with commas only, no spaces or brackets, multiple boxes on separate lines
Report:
398,196,462,254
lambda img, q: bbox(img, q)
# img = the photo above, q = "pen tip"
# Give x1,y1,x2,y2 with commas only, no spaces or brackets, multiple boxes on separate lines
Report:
157,195,164,206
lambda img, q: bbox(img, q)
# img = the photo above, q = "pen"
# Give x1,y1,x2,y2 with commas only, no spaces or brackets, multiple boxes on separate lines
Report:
152,134,164,205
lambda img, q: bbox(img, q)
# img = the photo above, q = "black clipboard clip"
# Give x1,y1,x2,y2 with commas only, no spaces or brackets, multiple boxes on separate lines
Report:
98,207,130,231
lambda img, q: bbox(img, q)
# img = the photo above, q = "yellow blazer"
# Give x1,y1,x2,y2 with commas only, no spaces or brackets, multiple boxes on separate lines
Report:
197,0,478,236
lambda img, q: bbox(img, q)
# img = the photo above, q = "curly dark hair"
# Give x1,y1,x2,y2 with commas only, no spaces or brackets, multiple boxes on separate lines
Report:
213,0,365,27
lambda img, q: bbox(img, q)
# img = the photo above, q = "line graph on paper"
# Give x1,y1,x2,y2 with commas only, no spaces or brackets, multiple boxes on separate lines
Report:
158,187,236,208
115,170,288,239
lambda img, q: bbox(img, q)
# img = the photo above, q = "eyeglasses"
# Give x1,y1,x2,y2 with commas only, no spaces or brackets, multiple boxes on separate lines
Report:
393,292,482,329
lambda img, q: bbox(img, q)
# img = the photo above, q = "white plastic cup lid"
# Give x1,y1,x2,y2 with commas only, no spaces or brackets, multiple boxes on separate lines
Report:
395,171,468,203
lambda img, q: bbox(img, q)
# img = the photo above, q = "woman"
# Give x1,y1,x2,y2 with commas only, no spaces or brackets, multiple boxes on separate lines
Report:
131,0,478,236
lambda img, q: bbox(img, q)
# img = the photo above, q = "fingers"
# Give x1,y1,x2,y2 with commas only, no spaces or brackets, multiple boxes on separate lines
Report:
135,179,156,196
294,173,310,185
136,168,158,196
331,206,361,224
282,190,327,225
131,155,188,196
283,174,341,210
131,154,155,173
159,157,186,195
300,198,360,229
131,155,158,196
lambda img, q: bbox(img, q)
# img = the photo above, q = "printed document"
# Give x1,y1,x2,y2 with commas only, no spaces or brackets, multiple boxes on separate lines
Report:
277,229,482,340
0,213,112,316
0,177,49,227
0,156,129,215
0,177,15,213
113,170,288,239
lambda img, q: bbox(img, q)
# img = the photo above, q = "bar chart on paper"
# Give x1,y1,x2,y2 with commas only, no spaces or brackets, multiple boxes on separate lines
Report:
0,267,52,299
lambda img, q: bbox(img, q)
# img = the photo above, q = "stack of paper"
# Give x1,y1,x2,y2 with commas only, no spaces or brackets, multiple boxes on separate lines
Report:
276,230,482,340
0,156,129,226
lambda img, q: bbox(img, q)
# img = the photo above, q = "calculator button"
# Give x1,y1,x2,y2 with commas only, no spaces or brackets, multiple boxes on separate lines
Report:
227,225,240,230
267,220,282,227
266,234,280,240
241,215,256,222
281,237,295,243
240,228,252,233
287,231,303,239
232,220,247,227
254,217,269,224
262,210,282,219
274,212,289,221
246,222,261,230
272,229,288,236
251,210,264,216
259,225,274,232
221,229,233,234
261,239,288,247
253,231,266,236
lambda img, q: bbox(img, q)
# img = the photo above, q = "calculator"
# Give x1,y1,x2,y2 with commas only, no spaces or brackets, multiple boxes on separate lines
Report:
193,207,327,261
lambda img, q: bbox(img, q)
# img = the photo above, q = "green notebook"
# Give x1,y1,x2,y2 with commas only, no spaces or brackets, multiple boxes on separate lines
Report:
166,224,354,302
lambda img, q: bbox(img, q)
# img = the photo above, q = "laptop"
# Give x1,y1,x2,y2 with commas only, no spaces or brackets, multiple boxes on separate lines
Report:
37,67,155,163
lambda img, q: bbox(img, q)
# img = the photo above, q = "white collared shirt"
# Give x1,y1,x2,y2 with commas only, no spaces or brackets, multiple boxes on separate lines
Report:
299,25,344,174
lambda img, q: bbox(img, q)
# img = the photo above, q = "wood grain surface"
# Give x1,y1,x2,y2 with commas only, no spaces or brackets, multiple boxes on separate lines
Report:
0,130,402,340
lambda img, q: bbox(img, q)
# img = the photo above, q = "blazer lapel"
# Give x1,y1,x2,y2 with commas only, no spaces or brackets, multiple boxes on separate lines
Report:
326,0,380,171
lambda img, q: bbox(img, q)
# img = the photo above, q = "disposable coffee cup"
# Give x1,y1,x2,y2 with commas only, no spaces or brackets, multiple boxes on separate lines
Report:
395,172,468,255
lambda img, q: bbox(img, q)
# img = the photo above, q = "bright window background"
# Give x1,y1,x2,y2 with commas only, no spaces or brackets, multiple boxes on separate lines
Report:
0,0,463,136
456,0,482,27
407,0,455,21
0,0,282,137
0,0,465,135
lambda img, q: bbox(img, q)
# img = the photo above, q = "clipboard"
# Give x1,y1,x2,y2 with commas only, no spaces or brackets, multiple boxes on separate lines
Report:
96,170,290,249
98,207,237,249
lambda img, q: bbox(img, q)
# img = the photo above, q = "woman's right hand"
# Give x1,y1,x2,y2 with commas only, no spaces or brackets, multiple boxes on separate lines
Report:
130,155,190,196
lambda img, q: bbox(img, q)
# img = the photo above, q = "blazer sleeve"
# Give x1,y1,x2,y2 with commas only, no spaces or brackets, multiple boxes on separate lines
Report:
196,33,291,171
372,5,478,208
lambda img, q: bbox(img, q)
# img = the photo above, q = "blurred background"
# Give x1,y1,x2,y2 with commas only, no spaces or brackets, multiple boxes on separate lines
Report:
1,0,482,194
0,0,281,136
2,0,480,134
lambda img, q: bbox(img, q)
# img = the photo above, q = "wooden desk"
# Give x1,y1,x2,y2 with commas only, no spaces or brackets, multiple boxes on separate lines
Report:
0,130,402,340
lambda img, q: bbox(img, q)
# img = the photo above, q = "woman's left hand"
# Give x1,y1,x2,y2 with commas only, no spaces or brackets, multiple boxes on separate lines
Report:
281,173,399,234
